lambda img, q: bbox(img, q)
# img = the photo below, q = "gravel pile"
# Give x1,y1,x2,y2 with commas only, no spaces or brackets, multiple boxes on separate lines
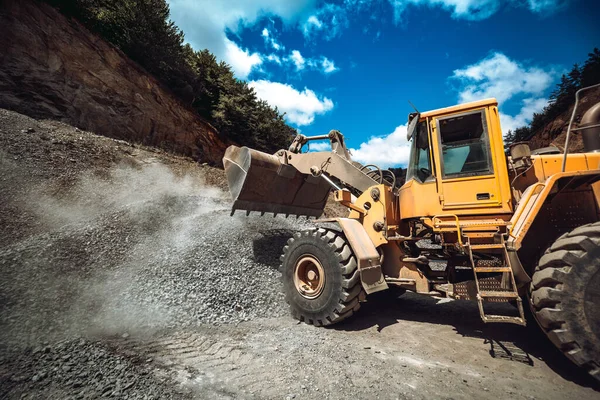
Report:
0,108,311,344
0,167,312,346
0,108,314,398
0,338,193,399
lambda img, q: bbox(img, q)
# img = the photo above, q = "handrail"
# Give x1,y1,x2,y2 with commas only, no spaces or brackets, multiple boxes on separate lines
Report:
563,83,600,172
509,182,544,236
432,214,464,246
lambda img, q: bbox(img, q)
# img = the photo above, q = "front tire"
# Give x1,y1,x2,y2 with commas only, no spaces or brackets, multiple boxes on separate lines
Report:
280,228,364,326
530,222,600,381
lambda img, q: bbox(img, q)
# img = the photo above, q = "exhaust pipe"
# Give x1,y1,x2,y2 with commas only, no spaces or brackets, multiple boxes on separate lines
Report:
581,102,600,153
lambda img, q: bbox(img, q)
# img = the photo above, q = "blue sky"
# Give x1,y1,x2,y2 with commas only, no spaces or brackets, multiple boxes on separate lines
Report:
166,0,599,167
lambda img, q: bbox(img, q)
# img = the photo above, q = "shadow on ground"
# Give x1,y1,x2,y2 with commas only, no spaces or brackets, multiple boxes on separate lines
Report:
252,229,296,269
335,291,599,389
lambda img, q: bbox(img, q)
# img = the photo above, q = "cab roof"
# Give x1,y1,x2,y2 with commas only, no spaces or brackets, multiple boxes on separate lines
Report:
420,98,498,119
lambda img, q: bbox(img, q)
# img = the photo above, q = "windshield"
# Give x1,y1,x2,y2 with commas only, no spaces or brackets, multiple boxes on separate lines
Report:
406,120,433,183
438,111,493,178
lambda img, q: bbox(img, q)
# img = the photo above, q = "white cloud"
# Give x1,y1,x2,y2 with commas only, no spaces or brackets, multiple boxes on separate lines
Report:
168,0,569,74
261,27,283,51
321,57,339,74
266,54,282,65
283,51,339,74
308,141,331,152
527,0,567,13
389,0,500,23
451,52,554,104
451,52,556,136
224,38,263,78
350,51,557,167
307,15,323,28
249,80,334,126
388,0,569,23
300,0,570,39
289,50,306,71
301,2,351,40
350,124,412,168
167,0,317,78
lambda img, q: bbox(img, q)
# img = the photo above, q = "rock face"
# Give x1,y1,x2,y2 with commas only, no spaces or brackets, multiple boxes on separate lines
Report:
528,87,600,152
0,0,228,165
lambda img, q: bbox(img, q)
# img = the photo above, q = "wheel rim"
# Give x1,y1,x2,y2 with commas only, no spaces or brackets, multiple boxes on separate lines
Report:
293,255,325,299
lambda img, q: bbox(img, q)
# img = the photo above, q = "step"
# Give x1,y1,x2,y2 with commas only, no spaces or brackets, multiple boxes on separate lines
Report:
482,315,526,326
479,290,519,299
474,266,512,273
464,232,497,238
470,244,505,250
434,219,509,228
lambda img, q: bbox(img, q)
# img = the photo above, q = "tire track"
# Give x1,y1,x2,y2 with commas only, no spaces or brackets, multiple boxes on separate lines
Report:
110,331,281,398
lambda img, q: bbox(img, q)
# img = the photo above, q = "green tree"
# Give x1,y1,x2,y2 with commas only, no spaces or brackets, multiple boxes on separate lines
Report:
581,48,600,87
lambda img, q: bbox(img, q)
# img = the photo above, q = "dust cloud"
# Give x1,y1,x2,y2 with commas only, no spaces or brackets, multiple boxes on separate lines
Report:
1,162,236,343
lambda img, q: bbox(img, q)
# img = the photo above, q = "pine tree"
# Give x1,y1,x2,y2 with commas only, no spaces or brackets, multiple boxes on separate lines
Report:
581,48,600,87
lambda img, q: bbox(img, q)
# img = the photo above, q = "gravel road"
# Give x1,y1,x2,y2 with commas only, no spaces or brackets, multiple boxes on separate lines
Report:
1,109,599,399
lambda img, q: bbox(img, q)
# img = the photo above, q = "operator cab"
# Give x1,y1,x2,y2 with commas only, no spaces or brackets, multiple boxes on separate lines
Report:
399,99,512,219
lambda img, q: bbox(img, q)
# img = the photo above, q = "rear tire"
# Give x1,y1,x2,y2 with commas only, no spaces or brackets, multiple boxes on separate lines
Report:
280,228,364,326
529,221,600,381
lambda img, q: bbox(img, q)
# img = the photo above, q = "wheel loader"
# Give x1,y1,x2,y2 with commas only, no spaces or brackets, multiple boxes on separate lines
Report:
222,84,600,381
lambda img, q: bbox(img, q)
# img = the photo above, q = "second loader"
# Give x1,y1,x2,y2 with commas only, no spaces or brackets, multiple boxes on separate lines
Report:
223,85,600,381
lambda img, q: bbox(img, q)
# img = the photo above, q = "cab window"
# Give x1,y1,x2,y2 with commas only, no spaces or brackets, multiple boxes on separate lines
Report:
407,121,433,183
438,111,493,178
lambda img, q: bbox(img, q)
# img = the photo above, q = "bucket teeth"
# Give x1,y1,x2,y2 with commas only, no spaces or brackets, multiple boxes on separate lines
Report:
228,206,316,219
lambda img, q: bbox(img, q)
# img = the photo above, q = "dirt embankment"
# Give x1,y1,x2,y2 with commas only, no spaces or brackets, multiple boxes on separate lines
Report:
0,0,228,165
528,86,600,152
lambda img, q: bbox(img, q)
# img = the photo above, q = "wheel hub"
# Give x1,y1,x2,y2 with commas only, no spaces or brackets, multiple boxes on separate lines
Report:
293,255,325,299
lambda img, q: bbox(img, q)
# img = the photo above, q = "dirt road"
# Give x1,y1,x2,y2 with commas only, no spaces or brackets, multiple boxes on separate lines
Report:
0,109,598,399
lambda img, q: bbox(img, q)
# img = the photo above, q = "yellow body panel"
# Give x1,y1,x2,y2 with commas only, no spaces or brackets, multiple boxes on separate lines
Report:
508,170,600,249
530,153,600,180
397,179,439,219
535,154,588,179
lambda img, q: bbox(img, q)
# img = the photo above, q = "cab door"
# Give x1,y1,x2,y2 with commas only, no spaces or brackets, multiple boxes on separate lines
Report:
431,108,504,211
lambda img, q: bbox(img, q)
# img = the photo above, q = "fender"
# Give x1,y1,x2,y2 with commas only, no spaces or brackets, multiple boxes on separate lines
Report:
317,218,389,294
508,170,600,251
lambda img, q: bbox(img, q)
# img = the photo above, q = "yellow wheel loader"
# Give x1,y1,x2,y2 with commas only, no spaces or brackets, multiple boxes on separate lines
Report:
223,84,600,380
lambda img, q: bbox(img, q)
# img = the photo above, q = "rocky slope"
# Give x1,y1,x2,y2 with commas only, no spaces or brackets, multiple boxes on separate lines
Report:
528,86,600,152
0,0,227,165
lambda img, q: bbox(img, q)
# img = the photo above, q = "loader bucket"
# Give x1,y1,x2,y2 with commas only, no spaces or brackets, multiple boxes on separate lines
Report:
223,145,331,217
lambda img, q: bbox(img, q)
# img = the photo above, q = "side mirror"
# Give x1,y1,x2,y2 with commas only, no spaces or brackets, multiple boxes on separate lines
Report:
406,112,420,141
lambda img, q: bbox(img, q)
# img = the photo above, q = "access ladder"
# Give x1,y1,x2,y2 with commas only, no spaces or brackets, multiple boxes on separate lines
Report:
465,234,526,326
